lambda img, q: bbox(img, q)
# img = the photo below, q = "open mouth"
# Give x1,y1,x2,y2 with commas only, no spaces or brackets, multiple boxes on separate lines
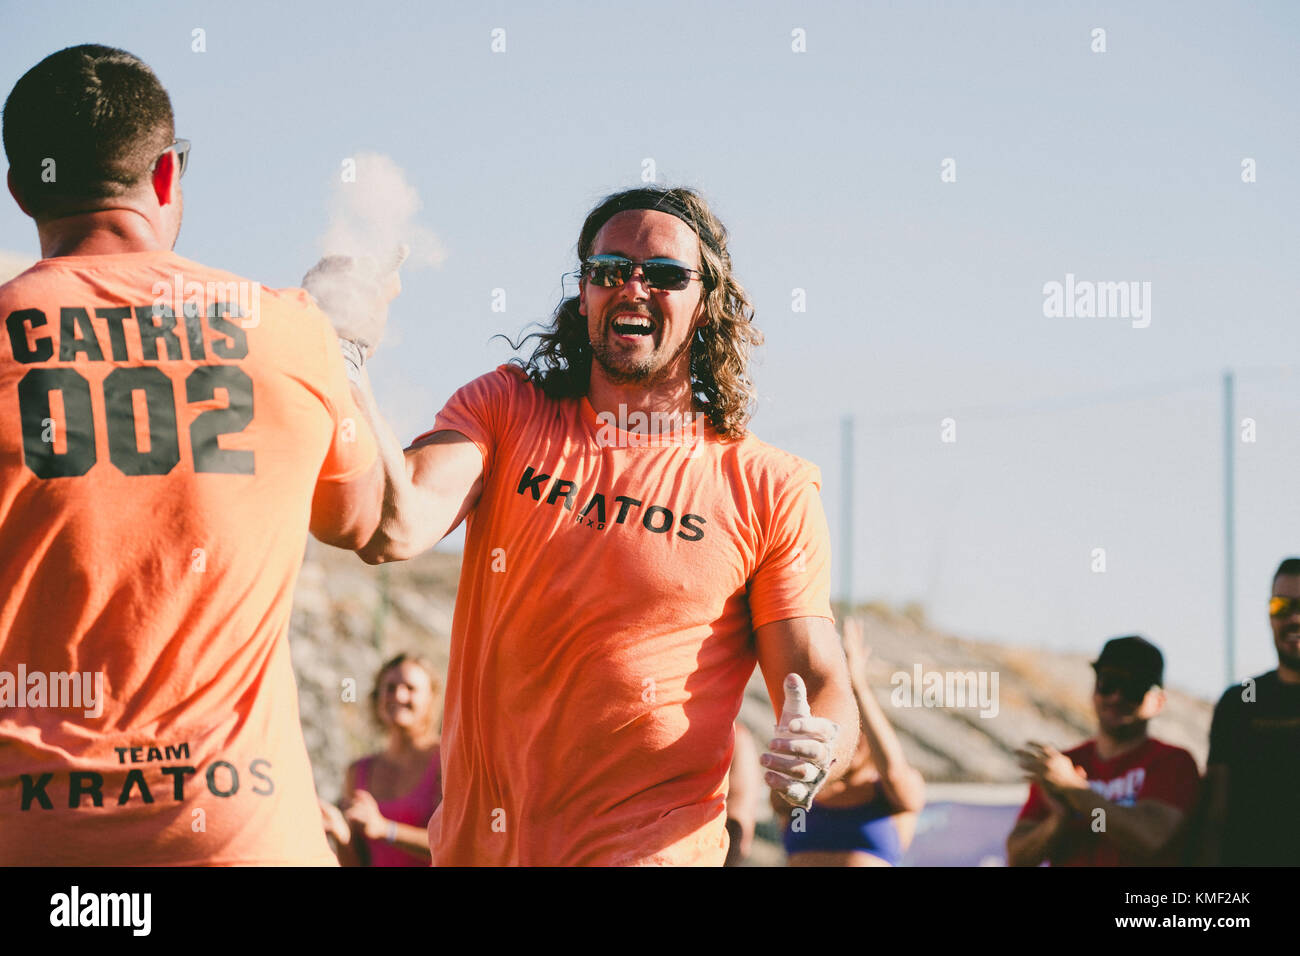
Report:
610,313,655,338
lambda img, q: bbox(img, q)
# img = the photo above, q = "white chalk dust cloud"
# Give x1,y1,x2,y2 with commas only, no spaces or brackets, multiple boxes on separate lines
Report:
319,153,445,271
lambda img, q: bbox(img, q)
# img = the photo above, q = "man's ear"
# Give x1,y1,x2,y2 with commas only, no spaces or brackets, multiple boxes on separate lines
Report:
151,150,179,207
1141,688,1166,718
7,169,33,218
692,297,708,329
578,276,587,317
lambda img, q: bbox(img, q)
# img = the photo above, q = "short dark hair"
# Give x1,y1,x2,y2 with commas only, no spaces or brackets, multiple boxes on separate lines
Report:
1273,557,1300,586
3,44,174,218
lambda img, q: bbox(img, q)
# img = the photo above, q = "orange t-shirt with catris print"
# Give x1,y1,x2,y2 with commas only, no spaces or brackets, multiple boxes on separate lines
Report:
0,251,377,865
419,365,834,866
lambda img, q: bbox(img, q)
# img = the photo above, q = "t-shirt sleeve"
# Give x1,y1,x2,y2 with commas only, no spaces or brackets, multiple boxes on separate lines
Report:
1207,688,1239,767
314,306,379,484
412,365,520,479
1140,747,1201,813
747,463,834,631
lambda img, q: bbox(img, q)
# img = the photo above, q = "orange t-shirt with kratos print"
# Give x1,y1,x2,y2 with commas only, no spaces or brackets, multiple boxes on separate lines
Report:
419,364,833,866
0,251,377,865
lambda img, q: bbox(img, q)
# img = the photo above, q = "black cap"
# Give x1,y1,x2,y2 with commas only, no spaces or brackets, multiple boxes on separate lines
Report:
1092,635,1164,688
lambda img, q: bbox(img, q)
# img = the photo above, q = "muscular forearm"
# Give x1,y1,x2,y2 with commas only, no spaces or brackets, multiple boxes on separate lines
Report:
796,677,858,787
349,372,441,563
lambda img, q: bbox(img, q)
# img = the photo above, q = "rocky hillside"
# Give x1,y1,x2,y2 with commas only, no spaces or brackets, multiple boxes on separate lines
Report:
291,542,1214,805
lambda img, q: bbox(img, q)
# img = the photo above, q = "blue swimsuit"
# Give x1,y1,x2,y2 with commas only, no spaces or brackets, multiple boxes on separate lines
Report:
782,787,904,865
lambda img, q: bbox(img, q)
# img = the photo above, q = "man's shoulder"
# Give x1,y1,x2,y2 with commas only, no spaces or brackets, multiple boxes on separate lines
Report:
1213,671,1275,712
1144,737,1198,768
451,363,539,406
487,362,533,388
186,261,327,319
0,255,41,296
722,430,822,493
0,251,321,316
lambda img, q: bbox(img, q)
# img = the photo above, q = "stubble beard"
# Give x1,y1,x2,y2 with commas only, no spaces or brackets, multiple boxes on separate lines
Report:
589,316,695,390
1276,638,1300,673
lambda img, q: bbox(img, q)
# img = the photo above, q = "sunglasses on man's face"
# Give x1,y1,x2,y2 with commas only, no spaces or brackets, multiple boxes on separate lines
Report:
152,138,191,179
581,255,705,292
1094,673,1152,702
1269,595,1300,618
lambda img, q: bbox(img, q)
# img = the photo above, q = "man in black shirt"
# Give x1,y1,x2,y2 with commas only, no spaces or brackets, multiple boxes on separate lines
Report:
1201,557,1300,865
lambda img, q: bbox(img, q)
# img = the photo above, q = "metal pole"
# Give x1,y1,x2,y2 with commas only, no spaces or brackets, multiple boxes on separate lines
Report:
373,562,390,652
1224,370,1236,686
841,415,854,613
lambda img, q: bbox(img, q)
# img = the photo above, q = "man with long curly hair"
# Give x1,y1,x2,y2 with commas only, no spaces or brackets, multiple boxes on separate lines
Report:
318,185,858,865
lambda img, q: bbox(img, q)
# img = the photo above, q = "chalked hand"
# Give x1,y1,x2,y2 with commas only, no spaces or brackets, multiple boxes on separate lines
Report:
763,673,839,810
302,243,408,357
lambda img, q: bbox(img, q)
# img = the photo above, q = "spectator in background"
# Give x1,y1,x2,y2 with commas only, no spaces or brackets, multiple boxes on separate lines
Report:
724,721,761,866
773,618,926,866
1007,635,1199,866
321,654,442,866
1197,557,1300,865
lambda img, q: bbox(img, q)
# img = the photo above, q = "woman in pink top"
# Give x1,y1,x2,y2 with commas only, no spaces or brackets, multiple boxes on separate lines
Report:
321,654,443,866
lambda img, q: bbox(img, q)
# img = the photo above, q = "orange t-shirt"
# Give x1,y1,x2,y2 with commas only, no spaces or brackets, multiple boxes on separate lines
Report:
0,251,377,865
418,365,833,865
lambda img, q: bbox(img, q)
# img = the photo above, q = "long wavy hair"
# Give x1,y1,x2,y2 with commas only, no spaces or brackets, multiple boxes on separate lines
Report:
503,186,762,440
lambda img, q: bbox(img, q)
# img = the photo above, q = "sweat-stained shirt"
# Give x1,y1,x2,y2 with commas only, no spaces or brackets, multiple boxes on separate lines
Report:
0,250,377,865
419,364,834,866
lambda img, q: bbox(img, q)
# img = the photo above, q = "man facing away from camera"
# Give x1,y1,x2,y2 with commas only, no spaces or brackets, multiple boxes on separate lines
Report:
1006,635,1200,866
0,45,383,864
322,186,860,864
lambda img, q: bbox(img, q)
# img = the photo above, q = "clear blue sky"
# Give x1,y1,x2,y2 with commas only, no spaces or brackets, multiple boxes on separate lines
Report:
3,1,1297,699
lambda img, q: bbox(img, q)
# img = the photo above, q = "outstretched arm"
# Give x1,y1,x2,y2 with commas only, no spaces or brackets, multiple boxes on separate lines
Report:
842,618,925,812
301,252,484,563
347,368,484,564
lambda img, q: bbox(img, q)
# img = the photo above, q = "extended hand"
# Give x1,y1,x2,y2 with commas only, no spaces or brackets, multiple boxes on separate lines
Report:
762,673,839,810
341,788,389,841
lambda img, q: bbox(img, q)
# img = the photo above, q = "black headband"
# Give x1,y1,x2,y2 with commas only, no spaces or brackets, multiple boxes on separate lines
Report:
585,190,719,257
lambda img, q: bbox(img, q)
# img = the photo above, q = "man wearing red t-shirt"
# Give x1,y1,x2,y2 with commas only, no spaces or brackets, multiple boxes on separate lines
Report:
1007,636,1200,866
